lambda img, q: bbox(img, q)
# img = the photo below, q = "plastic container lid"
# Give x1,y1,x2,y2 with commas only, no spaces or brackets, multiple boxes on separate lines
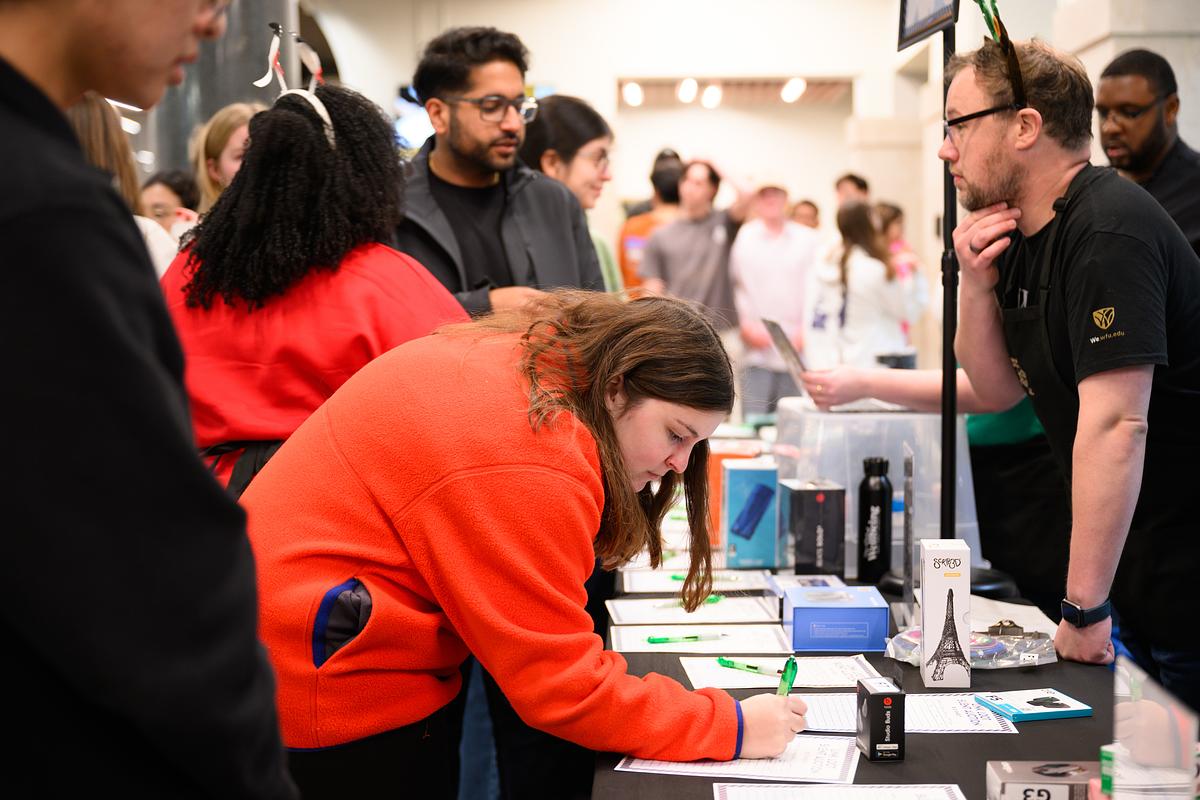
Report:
863,457,890,476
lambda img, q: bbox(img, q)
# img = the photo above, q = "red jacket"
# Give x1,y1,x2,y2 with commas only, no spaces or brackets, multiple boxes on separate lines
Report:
240,333,741,760
161,243,467,484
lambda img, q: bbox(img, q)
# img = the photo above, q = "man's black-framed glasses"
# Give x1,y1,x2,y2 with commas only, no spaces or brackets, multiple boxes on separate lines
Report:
943,102,1023,145
442,94,538,123
1096,96,1167,125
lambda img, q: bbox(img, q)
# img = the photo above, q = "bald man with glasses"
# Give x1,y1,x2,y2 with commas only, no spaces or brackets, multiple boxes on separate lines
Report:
944,38,1200,711
1098,48,1200,257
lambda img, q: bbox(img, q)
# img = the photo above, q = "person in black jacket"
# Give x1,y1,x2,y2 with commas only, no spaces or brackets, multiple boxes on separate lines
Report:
0,1,295,796
395,26,603,316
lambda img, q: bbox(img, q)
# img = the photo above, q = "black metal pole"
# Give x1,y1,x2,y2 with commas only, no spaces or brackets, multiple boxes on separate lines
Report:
940,24,958,539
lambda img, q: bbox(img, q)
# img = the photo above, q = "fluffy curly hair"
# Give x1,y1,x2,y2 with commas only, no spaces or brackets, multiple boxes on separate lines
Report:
182,84,402,309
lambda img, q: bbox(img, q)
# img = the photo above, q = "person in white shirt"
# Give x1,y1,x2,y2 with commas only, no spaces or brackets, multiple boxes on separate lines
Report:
807,201,923,370
730,185,822,414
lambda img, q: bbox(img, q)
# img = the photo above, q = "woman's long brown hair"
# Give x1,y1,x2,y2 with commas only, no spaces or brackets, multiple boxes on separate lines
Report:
837,201,896,289
442,291,734,611
65,92,143,215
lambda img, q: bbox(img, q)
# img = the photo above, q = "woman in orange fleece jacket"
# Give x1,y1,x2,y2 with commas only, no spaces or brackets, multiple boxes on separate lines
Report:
241,292,807,797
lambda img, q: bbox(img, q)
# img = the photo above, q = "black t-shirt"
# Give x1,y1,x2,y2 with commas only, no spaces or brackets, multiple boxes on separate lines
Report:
996,165,1200,647
427,168,513,291
1142,137,1200,259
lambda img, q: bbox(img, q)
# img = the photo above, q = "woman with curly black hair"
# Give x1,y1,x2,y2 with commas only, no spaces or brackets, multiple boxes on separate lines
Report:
161,84,466,495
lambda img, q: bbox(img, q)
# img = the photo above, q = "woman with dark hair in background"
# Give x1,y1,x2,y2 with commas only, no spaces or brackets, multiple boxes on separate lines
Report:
519,94,622,292
241,291,807,797
875,201,928,347
141,168,200,237
806,200,923,370
65,91,180,277
161,83,465,496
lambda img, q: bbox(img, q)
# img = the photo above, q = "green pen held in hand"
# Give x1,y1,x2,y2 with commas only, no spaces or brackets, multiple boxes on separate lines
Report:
716,657,782,675
776,656,798,695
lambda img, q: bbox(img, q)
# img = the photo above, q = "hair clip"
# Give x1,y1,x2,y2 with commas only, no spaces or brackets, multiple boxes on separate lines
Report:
253,23,335,147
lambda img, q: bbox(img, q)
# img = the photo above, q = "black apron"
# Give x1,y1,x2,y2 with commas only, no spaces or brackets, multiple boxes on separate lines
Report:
997,165,1190,650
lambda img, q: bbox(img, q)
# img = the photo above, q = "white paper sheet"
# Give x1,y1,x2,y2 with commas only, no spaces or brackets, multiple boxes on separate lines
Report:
682,655,881,690
768,574,847,592
796,693,1017,734
606,595,780,625
969,595,1058,639
621,569,772,594
713,784,966,800
611,624,793,654
616,734,859,784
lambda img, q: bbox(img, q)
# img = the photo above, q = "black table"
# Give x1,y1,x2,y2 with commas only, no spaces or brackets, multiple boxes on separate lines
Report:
591,639,1113,799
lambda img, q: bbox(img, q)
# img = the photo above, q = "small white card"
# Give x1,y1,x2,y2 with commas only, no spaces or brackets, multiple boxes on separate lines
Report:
797,692,1017,734
616,734,859,784
606,595,780,625
714,784,967,800
682,654,881,690
621,569,772,594
611,624,793,654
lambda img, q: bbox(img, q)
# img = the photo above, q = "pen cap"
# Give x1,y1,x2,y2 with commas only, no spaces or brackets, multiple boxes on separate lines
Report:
863,457,889,477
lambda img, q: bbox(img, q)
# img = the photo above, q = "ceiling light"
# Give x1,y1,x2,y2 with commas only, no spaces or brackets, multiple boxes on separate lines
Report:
700,84,722,109
622,81,644,107
677,78,698,104
120,117,142,135
781,77,808,103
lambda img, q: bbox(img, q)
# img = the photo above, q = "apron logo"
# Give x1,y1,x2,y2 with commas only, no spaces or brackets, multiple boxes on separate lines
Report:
1009,357,1035,397
1092,307,1115,330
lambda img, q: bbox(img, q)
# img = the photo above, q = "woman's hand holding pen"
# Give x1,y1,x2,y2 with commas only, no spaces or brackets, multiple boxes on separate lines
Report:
738,693,808,758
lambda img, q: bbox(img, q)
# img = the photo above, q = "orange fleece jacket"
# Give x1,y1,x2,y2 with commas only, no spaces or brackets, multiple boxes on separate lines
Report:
241,332,740,760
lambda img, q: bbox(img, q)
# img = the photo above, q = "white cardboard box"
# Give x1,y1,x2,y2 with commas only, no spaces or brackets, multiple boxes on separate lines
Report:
919,539,971,688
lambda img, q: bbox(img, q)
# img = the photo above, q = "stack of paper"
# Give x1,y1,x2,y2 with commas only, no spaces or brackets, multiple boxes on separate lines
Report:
611,624,792,654
621,569,772,594
616,734,859,784
605,595,780,625
713,785,966,799
681,654,881,689
796,692,1017,734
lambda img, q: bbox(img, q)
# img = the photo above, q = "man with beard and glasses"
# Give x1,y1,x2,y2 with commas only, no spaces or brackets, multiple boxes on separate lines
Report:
1098,49,1200,258
394,27,602,316
945,38,1200,711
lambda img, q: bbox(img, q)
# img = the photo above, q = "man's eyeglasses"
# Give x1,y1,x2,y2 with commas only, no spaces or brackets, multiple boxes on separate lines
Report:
1096,96,1167,125
442,94,538,124
943,102,1023,146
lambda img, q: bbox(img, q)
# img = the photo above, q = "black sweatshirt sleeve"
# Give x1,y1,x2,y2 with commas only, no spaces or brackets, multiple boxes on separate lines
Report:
0,202,296,798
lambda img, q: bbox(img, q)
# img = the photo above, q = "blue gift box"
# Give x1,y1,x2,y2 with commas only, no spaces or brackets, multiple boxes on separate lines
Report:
782,585,889,651
721,458,780,568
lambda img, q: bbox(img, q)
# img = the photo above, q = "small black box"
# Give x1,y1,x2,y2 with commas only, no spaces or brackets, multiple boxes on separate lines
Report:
856,677,904,761
779,479,845,575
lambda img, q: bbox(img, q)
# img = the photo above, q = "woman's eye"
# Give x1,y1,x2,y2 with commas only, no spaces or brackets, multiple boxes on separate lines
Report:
668,430,684,444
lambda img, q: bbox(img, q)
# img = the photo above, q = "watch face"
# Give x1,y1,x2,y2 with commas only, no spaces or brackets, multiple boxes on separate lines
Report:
1061,600,1083,626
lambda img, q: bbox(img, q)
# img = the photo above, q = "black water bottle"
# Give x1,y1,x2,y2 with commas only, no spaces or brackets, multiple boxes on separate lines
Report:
858,457,892,584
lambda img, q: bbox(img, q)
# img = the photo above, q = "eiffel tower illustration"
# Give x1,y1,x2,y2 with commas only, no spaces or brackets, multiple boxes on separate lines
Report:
926,587,970,680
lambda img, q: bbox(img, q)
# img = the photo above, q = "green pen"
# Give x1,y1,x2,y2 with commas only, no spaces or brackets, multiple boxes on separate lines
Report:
655,594,723,608
671,573,739,581
776,656,798,696
646,633,725,644
716,657,782,675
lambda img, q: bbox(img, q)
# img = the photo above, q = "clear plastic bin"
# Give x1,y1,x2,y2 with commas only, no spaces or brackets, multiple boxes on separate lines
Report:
773,396,984,579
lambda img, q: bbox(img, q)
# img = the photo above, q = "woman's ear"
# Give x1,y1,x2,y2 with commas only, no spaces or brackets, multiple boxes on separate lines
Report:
604,374,626,416
540,149,566,181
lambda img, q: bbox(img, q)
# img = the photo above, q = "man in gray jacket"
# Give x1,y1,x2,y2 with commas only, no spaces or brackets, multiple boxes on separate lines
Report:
395,26,602,315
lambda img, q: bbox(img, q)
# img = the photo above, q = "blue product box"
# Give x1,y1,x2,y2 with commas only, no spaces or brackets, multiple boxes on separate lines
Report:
782,585,890,652
721,458,779,568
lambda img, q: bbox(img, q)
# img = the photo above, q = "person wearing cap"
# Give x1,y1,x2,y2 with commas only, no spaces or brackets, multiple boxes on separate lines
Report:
0,0,295,794
729,184,821,414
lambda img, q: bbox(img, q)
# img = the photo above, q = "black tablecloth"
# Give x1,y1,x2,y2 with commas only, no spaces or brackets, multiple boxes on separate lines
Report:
591,644,1113,799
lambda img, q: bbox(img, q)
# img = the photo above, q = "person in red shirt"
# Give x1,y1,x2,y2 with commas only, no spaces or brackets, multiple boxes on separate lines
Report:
162,83,466,494
241,291,808,797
